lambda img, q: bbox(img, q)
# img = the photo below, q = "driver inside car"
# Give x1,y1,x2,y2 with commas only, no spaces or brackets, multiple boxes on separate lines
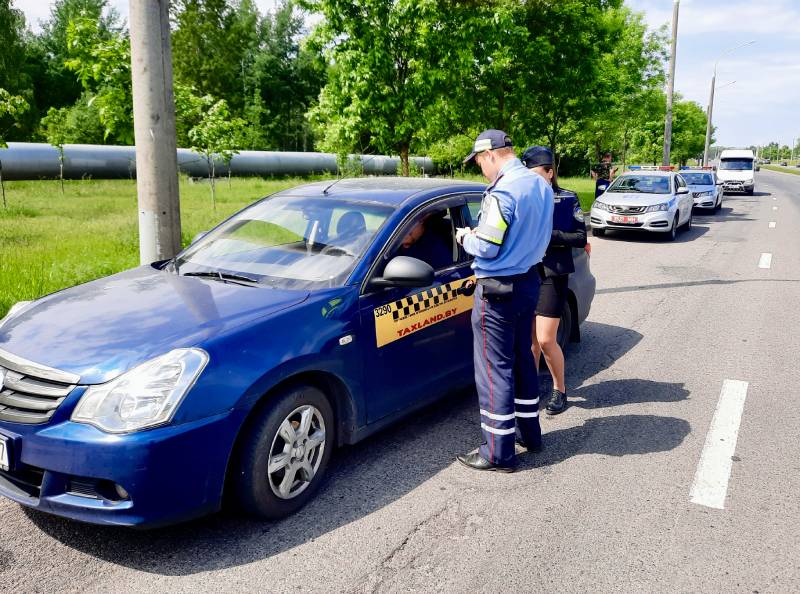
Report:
396,211,454,270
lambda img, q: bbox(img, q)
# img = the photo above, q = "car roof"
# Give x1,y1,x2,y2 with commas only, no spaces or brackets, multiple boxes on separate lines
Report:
273,177,486,207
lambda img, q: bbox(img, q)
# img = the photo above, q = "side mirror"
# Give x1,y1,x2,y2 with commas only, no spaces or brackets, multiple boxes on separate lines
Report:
677,186,690,194
369,256,434,289
192,231,208,244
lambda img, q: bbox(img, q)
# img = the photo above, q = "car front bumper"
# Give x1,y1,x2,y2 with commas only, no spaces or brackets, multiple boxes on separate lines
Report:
589,208,677,233
0,410,242,528
693,194,717,209
721,181,754,193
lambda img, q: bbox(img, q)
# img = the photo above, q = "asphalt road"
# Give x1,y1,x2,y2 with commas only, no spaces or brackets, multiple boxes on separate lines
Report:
2,169,799,593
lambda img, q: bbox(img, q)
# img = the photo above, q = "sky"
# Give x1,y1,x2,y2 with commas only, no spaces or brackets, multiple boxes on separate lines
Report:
16,0,800,149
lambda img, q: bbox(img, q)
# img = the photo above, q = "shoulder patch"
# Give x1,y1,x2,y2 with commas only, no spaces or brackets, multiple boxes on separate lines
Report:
573,205,585,222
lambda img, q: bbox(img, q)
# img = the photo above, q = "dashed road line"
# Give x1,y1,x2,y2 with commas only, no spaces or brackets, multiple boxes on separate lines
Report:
758,253,772,269
772,206,778,211
690,379,750,510
769,221,776,228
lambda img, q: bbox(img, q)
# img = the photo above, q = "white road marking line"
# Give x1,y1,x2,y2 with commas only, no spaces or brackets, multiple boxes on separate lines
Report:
758,253,772,269
690,380,749,510
773,197,777,200
769,221,776,228
772,206,778,210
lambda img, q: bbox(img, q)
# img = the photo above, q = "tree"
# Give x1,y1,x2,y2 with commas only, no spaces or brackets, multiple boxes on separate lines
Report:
171,0,258,112
305,0,470,175
64,16,133,143
671,99,708,166
241,1,325,151
40,107,68,194
0,0,36,138
0,88,30,207
33,0,121,112
188,96,246,208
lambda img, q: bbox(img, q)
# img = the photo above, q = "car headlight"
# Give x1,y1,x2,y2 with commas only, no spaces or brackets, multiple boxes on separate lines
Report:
0,301,32,330
593,200,610,211
696,191,713,197
71,348,209,434
644,202,670,212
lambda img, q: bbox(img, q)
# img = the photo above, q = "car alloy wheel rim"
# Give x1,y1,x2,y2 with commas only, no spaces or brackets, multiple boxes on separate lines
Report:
267,404,327,500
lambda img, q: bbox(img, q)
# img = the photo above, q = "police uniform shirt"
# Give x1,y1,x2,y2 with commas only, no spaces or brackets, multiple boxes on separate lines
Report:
462,158,554,278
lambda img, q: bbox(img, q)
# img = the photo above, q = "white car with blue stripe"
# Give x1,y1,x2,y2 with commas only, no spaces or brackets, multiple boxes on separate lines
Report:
590,167,694,241
680,167,724,211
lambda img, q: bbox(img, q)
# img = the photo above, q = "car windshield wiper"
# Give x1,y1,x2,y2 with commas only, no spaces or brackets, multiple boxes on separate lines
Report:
182,270,259,286
611,187,641,192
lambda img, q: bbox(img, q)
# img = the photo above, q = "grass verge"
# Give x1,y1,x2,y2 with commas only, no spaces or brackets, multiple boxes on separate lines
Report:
761,164,800,176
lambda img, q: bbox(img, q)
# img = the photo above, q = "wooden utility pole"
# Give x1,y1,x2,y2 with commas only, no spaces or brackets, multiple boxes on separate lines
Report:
662,0,679,167
129,0,181,264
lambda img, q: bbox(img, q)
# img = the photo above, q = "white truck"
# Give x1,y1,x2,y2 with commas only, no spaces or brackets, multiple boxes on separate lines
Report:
716,149,756,195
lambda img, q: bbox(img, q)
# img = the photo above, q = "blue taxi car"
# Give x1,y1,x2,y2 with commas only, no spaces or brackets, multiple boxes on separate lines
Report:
0,178,593,527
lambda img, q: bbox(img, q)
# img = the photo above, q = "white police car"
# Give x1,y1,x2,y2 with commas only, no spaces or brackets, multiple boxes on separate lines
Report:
590,167,693,241
679,167,723,211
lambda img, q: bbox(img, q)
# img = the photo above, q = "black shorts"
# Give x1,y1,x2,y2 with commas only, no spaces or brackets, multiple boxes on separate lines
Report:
535,274,568,318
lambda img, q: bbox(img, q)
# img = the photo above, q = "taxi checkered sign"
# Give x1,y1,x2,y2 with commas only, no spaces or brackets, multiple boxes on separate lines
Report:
373,276,476,347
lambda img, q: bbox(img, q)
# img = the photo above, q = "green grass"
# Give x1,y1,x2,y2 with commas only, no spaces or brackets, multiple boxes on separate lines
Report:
761,164,800,176
0,173,598,318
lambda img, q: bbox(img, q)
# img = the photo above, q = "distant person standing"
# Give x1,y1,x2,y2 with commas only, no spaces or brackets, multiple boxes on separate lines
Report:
456,130,553,472
522,146,587,415
591,152,618,199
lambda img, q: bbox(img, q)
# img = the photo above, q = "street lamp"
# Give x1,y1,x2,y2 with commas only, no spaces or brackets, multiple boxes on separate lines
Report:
702,40,755,166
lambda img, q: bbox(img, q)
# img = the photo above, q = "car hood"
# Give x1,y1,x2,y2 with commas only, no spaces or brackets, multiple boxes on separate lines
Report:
0,266,309,384
597,192,673,206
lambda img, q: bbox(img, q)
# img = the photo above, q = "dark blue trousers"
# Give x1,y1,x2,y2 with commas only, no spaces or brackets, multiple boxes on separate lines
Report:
472,269,542,466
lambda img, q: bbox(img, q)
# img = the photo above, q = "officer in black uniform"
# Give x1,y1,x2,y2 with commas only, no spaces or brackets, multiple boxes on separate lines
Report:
521,146,587,414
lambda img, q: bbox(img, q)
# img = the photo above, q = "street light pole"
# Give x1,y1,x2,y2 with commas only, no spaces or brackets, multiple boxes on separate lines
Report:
702,40,754,166
662,0,679,167
129,0,182,264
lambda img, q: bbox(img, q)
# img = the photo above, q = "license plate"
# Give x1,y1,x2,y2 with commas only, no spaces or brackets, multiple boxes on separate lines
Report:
611,215,638,224
0,436,8,472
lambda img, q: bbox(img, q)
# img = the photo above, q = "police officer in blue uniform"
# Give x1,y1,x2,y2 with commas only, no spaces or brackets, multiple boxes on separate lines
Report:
522,146,587,415
455,130,553,472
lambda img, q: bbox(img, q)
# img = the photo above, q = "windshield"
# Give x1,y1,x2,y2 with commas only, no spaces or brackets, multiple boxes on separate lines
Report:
607,175,671,194
173,195,394,289
719,159,753,171
681,173,714,185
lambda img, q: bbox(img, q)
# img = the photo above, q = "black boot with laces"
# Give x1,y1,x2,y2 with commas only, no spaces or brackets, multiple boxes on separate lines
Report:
545,388,567,415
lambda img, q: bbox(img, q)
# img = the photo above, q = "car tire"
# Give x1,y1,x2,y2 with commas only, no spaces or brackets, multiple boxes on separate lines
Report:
592,227,606,237
683,210,693,231
714,195,722,211
232,385,334,520
666,215,678,241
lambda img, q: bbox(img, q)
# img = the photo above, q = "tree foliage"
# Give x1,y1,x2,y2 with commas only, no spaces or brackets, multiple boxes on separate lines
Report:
187,96,246,207
64,16,133,143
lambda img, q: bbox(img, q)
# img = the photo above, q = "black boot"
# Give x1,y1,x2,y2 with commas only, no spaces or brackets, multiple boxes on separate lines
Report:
545,388,567,415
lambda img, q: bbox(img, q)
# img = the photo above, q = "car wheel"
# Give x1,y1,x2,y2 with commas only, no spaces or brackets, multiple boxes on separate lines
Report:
233,385,334,519
714,194,722,211
556,297,573,353
592,227,605,237
666,215,678,241
683,210,693,231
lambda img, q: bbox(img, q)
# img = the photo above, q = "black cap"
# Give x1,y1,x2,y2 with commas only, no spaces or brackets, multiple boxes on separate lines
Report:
463,129,514,165
521,145,553,168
